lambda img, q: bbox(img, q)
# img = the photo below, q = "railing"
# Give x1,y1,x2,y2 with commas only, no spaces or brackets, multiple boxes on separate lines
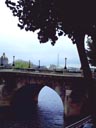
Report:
65,115,92,128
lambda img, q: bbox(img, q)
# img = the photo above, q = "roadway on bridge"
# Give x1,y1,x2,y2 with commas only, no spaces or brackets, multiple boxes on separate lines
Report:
0,69,82,77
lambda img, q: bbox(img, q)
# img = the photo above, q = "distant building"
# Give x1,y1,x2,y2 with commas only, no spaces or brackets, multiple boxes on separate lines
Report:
49,64,56,70
0,53,8,66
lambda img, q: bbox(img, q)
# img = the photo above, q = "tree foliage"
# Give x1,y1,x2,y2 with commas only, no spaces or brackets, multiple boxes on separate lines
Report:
86,37,96,66
14,59,33,68
5,0,96,45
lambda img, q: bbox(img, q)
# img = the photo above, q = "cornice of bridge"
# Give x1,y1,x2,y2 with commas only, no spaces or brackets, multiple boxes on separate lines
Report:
0,69,83,79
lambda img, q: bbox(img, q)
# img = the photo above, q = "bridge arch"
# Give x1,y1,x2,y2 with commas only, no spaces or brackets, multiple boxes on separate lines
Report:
10,84,64,114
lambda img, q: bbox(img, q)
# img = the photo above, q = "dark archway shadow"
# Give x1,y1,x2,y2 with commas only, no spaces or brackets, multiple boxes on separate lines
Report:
10,84,40,120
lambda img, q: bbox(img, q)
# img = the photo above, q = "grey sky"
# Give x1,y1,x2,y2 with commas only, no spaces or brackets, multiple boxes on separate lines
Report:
0,1,81,67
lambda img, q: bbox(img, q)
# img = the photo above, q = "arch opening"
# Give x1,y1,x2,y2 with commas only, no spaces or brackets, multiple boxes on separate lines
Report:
38,86,64,113
38,86,64,126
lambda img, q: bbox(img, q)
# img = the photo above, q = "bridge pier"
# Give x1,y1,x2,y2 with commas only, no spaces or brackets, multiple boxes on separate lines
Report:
64,80,91,126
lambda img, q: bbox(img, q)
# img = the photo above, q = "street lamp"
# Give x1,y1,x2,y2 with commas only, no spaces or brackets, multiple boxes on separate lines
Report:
64,57,67,69
12,56,15,67
28,60,31,68
38,60,40,69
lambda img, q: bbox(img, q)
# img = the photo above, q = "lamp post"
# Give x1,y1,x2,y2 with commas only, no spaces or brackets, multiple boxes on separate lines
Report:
38,60,40,69
64,57,67,69
12,56,15,67
28,60,31,68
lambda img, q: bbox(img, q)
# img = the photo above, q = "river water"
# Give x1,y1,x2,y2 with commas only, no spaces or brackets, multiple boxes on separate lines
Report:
0,86,64,128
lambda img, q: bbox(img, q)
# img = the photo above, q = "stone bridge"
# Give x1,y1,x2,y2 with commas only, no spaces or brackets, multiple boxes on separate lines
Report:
0,69,92,125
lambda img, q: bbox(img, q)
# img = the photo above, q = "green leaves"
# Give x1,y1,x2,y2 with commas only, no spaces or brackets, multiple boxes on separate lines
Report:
14,60,33,68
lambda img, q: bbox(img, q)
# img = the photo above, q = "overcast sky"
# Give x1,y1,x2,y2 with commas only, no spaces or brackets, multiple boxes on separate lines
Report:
0,1,81,68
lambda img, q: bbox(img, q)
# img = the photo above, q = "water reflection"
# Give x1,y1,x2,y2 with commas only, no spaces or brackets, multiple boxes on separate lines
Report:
0,86,64,128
